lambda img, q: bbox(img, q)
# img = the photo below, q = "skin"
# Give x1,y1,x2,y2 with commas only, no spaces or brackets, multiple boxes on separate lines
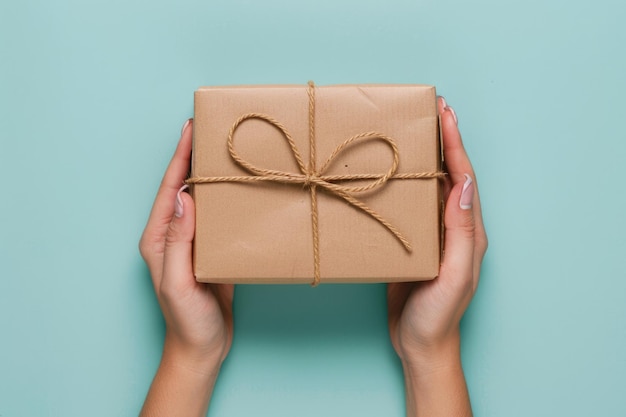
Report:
139,120,234,417
139,97,487,417
388,98,488,416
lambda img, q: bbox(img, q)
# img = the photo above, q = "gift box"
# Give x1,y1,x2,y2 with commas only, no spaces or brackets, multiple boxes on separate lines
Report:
188,83,444,285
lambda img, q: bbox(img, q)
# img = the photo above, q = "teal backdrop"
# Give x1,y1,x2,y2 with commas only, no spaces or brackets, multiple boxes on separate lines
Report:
1,0,625,415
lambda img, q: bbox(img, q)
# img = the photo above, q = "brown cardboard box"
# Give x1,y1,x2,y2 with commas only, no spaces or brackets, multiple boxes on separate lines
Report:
189,83,443,285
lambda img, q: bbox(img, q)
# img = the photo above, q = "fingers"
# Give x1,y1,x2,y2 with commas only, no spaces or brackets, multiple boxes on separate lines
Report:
438,97,488,278
162,186,196,292
161,119,194,196
388,282,417,318
153,119,193,224
440,174,475,286
437,96,486,291
139,119,193,271
437,97,473,183
209,284,236,339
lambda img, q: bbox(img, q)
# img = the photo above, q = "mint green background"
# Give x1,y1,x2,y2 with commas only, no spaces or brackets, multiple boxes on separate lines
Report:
1,0,625,415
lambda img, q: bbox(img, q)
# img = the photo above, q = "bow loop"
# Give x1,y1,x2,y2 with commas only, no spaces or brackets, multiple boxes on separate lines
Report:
228,113,309,178
317,131,400,194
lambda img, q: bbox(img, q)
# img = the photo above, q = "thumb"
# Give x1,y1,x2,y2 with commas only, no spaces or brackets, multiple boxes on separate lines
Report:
162,185,196,289
441,174,476,275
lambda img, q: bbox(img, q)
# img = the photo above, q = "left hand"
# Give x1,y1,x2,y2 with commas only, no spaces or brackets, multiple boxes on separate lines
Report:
139,119,234,368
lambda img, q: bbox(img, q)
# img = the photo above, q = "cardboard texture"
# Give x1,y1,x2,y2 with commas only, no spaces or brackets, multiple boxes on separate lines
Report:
190,84,443,284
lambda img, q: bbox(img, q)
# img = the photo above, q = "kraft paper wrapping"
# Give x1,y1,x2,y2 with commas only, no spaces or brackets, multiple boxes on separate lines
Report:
190,84,443,284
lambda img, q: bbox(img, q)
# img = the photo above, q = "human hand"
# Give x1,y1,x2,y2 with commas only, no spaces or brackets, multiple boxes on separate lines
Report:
387,97,487,416
139,120,234,417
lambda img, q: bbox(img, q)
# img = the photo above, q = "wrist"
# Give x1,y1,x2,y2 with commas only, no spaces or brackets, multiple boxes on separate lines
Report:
399,332,472,417
161,334,225,378
400,329,462,376
140,334,223,417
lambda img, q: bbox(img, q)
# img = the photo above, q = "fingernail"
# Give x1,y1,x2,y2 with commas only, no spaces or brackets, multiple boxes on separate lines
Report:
439,96,448,108
181,118,192,136
446,106,458,125
460,174,474,210
175,184,189,218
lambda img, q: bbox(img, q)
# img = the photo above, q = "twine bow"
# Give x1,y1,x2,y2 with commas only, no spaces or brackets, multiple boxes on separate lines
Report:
186,82,445,286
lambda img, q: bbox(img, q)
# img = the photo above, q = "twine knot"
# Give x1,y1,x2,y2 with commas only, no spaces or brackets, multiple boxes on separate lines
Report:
303,173,316,188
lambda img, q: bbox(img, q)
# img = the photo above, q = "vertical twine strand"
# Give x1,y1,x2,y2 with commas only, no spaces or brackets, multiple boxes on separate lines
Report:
307,81,321,286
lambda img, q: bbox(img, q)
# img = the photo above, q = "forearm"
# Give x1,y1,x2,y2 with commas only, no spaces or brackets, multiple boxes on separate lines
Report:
401,336,472,417
140,339,223,417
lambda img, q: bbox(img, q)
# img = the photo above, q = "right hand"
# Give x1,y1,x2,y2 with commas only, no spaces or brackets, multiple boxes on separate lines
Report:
388,97,488,368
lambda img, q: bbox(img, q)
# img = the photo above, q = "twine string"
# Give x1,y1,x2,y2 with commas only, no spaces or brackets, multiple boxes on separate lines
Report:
307,82,321,285
187,82,445,285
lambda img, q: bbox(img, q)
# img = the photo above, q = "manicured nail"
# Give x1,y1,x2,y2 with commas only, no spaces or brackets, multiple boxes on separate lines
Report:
460,174,474,210
446,106,458,125
181,118,192,136
175,184,189,218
